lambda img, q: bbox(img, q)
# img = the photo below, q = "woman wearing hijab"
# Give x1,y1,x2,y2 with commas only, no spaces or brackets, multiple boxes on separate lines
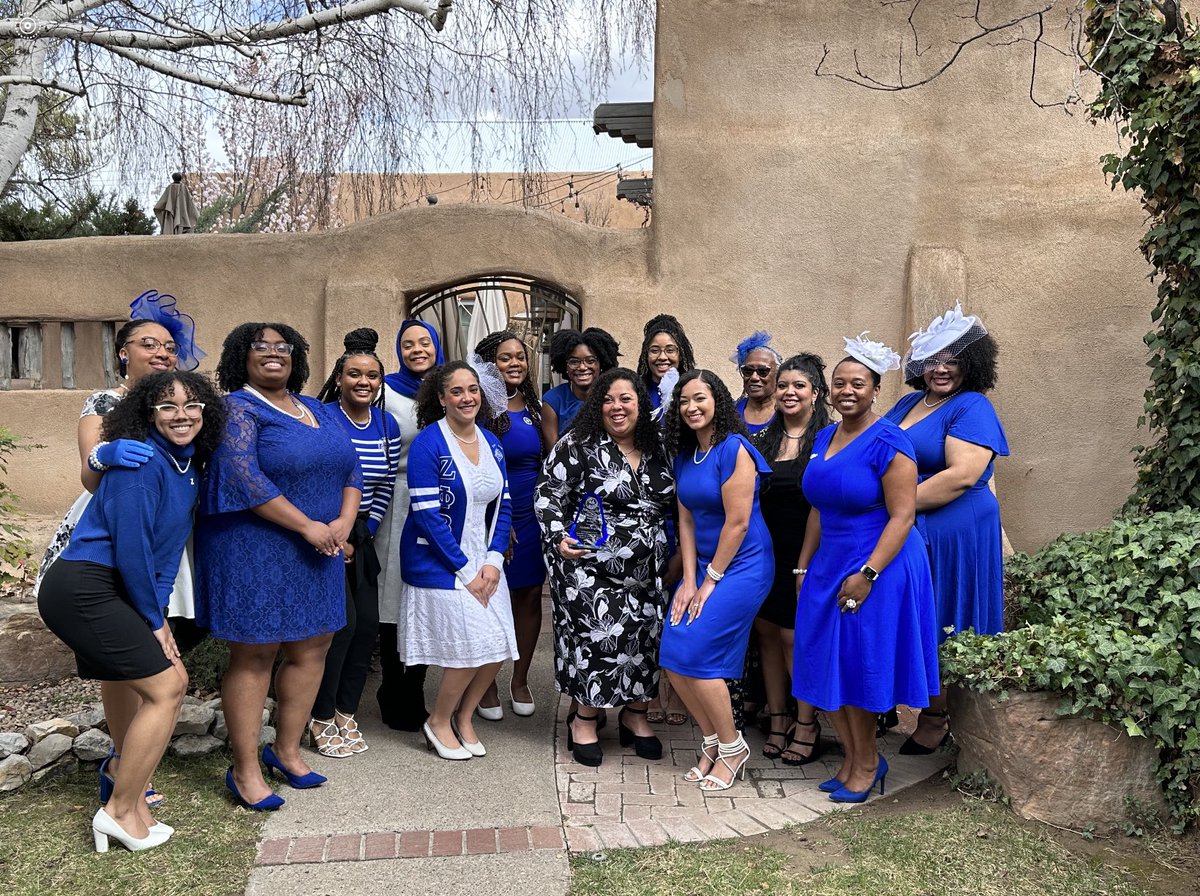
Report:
375,319,444,731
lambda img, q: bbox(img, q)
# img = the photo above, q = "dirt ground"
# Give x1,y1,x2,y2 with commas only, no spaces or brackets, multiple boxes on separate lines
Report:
752,774,1200,896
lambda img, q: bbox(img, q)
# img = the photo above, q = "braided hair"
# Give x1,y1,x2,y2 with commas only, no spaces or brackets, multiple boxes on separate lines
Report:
753,353,831,464
663,369,748,457
636,313,696,390
548,327,621,376
316,328,386,404
569,368,663,457
474,330,543,442
414,361,497,433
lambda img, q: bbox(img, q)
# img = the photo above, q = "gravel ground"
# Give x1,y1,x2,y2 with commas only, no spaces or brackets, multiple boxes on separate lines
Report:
0,679,103,733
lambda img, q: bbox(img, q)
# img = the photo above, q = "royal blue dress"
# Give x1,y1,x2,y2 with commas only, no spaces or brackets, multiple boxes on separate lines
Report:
502,408,547,589
735,397,771,435
544,383,584,437
195,391,362,643
660,434,774,678
792,420,938,712
884,391,1010,642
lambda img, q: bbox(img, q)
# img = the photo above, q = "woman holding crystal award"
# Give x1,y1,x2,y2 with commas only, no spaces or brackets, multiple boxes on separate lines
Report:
534,368,676,768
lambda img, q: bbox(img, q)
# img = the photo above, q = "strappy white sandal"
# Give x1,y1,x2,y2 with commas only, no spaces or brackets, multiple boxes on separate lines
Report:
336,711,369,754
308,718,353,758
683,733,720,783
700,734,750,791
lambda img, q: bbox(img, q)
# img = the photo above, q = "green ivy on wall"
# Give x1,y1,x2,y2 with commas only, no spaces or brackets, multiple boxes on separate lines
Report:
1086,1,1200,512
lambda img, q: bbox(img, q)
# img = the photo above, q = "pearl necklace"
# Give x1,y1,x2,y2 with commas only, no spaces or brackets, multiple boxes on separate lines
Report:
166,453,191,475
244,385,309,421
451,427,478,445
693,442,714,464
922,389,960,409
338,400,372,430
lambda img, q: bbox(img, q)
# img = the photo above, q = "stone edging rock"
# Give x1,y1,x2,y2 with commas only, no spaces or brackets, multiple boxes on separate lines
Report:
0,696,275,794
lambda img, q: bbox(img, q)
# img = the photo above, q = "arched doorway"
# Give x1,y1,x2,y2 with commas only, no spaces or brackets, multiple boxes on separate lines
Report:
409,275,582,393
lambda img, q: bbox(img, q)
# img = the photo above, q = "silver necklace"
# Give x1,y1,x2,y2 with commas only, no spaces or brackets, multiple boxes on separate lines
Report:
922,389,960,409
166,453,191,475
338,400,371,430
783,429,805,440
244,385,308,421
506,386,519,399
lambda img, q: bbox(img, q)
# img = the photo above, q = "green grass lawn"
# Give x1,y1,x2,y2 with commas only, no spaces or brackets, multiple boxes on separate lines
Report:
0,752,264,896
569,801,1173,896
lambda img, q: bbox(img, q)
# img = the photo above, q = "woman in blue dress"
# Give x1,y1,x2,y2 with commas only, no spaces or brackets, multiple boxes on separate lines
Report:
473,330,547,720
661,370,774,791
196,323,362,811
731,332,781,435
308,329,403,757
539,327,620,445
792,335,939,803
884,306,1009,754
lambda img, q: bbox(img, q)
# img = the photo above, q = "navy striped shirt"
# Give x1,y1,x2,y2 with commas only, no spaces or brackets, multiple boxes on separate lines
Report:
331,403,403,535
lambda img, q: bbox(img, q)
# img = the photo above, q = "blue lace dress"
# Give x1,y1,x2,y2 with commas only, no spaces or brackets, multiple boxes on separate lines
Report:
195,390,362,643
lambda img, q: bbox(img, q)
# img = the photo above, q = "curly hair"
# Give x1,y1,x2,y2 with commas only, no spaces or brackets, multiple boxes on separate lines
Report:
904,332,999,393
114,319,164,378
315,328,386,404
414,361,497,432
101,371,227,465
548,327,621,376
215,322,311,394
754,353,832,463
568,368,663,456
636,314,696,389
474,330,543,440
663,369,748,456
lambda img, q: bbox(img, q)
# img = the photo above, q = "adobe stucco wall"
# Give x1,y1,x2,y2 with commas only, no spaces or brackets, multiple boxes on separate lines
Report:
0,3,1158,553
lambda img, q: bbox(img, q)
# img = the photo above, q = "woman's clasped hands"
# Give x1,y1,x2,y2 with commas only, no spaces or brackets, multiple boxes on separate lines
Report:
465,565,501,607
669,576,715,626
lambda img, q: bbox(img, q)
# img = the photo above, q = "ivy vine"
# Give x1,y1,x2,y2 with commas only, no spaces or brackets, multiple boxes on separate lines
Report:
1085,1,1200,512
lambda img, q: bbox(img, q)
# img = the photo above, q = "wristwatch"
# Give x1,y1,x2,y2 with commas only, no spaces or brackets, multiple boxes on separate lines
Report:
859,564,880,583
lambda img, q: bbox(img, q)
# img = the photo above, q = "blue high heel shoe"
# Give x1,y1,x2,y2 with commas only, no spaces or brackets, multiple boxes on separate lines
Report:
99,749,164,806
829,755,888,803
818,777,844,793
225,767,285,811
262,744,327,789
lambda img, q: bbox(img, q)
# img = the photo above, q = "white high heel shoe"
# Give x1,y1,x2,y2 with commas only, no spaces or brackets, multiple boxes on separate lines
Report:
422,722,472,761
450,715,486,757
92,808,171,853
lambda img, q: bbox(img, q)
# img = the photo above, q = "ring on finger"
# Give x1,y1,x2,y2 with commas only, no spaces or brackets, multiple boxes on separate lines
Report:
845,599,858,609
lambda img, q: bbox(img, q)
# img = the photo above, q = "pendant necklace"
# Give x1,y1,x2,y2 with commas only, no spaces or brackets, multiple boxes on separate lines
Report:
338,401,372,430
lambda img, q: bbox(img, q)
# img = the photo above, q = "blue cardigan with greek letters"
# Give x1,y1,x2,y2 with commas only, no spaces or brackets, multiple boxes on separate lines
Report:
398,421,512,589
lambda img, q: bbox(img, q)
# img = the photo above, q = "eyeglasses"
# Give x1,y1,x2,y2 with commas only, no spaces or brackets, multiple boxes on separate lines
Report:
648,346,679,358
125,337,178,356
922,358,962,371
251,341,295,355
566,356,599,370
152,402,206,416
739,364,774,379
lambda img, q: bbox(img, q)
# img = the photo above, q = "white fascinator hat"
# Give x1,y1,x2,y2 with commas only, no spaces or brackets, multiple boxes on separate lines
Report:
842,332,901,376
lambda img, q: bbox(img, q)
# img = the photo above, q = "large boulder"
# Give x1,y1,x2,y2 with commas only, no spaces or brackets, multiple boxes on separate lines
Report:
0,613,75,685
0,754,33,791
949,687,1168,832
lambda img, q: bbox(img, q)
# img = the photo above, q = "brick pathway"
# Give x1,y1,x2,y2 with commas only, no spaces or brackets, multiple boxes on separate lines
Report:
253,697,951,870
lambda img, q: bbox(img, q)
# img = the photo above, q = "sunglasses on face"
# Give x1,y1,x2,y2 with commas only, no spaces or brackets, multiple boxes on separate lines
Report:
739,364,773,379
125,337,178,356
251,341,295,355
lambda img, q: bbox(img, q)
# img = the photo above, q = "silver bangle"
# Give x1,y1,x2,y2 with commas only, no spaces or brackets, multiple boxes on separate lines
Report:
705,563,725,582
87,443,110,473
792,568,808,576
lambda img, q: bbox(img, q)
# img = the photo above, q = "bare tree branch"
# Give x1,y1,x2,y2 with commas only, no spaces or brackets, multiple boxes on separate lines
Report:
103,45,310,104
0,74,85,96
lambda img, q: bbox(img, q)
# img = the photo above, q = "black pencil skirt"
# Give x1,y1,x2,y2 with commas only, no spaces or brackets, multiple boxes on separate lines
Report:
38,559,172,682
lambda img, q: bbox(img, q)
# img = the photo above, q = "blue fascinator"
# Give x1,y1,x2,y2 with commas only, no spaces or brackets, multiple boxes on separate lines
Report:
730,331,782,367
129,290,206,371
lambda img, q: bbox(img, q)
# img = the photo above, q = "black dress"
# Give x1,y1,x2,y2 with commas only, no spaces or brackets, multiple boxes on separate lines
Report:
757,456,812,628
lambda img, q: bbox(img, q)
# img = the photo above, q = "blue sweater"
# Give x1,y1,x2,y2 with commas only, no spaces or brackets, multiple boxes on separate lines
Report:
62,430,199,630
399,421,512,589
331,404,403,535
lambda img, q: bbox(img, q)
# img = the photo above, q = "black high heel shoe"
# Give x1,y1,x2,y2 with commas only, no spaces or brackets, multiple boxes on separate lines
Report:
617,707,663,760
898,709,950,755
566,710,604,767
781,718,825,766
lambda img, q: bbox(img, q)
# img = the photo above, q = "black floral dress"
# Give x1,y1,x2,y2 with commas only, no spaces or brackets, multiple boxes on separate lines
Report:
535,433,675,707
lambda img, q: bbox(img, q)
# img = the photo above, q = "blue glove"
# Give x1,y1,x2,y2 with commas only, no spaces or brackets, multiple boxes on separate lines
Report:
94,439,155,469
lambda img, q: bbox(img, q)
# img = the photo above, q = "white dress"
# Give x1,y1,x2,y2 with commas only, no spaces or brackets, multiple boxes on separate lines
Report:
397,421,519,668
375,386,420,626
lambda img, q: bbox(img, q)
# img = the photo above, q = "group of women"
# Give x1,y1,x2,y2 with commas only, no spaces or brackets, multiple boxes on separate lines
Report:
36,294,1008,851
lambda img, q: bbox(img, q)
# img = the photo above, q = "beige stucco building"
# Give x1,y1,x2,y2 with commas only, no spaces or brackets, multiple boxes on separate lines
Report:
0,3,1155,552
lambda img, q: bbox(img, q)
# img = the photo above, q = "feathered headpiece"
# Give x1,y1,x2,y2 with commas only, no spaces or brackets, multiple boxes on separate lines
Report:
730,331,782,367
903,304,988,380
129,290,206,371
843,332,901,376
